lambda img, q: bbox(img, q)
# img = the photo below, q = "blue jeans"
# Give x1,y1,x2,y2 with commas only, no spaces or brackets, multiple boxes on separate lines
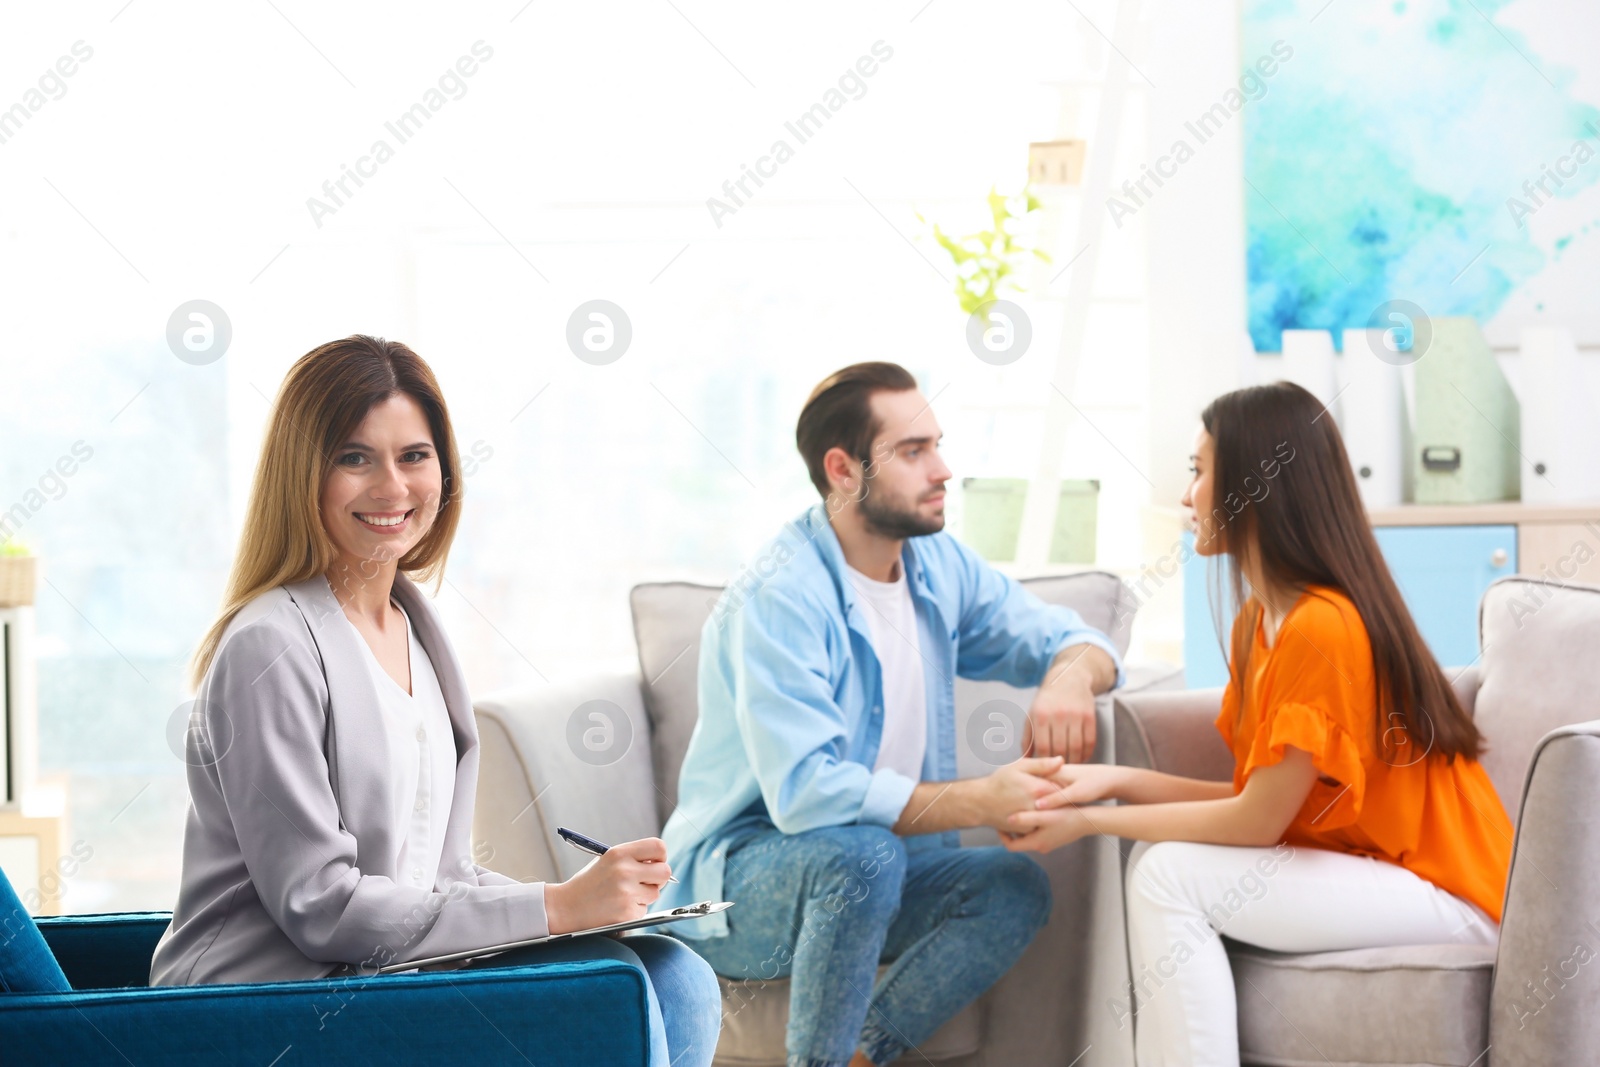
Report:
471,932,721,1067
685,824,1051,1067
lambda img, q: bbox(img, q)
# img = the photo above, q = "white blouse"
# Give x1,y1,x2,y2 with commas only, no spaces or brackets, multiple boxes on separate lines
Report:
354,597,457,891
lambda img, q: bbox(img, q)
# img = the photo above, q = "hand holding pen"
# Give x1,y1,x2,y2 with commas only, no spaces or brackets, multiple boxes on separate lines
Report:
543,829,677,936
557,827,678,883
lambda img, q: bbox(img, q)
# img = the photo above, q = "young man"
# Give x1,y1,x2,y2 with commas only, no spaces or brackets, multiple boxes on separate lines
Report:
660,362,1124,1067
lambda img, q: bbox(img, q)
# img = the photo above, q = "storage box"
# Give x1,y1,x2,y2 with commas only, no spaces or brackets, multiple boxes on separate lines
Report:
0,555,36,607
1028,140,1087,186
962,478,1099,564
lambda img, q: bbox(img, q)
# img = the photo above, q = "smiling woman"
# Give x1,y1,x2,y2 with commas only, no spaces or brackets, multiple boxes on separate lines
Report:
186,335,463,690
152,334,720,1066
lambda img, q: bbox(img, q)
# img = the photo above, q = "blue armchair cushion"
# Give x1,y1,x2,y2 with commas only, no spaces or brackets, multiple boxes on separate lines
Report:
16,908,653,1066
0,866,70,993
0,957,652,1066
36,911,170,989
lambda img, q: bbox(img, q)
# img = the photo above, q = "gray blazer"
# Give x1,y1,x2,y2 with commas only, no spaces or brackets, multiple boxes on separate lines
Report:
149,571,546,985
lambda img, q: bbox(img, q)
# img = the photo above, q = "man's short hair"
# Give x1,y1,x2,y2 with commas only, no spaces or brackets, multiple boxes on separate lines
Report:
795,362,918,497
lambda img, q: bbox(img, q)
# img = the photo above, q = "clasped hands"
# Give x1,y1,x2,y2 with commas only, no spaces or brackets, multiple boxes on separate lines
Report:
975,658,1118,853
976,751,1128,856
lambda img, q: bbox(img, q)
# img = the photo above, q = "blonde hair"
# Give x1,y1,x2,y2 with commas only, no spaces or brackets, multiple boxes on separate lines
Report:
188,335,463,690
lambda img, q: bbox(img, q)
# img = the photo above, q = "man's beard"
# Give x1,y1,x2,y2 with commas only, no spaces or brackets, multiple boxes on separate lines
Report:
859,487,945,540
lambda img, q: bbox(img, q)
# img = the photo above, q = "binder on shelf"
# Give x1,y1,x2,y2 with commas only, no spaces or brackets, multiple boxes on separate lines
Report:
1280,329,1338,410
1338,329,1406,510
1411,318,1520,505
1519,326,1600,505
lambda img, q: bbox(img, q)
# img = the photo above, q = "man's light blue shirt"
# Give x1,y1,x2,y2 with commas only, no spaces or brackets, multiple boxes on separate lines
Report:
660,503,1124,937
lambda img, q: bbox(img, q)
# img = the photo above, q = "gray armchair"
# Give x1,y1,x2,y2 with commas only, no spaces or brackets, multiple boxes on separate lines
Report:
1112,576,1600,1066
471,571,1181,1067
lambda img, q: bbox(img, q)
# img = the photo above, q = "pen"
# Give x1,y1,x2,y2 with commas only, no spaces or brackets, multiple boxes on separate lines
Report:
557,826,678,884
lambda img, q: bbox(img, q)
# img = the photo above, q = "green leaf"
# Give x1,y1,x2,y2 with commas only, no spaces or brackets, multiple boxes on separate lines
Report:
921,175,1050,314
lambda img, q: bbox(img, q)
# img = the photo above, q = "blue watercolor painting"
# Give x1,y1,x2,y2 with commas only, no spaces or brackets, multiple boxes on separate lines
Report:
1241,0,1600,352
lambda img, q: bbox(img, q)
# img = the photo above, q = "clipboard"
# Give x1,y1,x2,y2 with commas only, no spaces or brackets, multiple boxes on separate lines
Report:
377,900,734,974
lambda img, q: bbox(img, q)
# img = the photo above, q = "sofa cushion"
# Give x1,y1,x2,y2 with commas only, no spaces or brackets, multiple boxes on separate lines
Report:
0,867,70,993
715,969,981,1066
1014,571,1137,657
630,582,721,825
1475,577,1600,820
475,671,662,880
1229,941,1494,1066
631,571,1139,824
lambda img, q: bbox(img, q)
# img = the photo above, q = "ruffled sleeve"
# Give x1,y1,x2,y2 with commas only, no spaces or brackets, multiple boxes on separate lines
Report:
1244,700,1368,830
1228,594,1378,830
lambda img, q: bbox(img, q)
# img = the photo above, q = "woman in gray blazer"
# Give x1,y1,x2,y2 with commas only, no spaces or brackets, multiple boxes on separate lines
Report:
149,334,719,1067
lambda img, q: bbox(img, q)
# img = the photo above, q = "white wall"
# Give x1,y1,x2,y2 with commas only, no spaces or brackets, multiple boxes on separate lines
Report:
1144,0,1250,510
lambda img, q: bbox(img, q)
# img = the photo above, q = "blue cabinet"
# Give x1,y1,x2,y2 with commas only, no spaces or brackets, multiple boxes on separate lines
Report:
1181,524,1517,688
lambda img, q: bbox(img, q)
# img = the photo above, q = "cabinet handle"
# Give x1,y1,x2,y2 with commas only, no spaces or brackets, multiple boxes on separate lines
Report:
1491,548,1508,568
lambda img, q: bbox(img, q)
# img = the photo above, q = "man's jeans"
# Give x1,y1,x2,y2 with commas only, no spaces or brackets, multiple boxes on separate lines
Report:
685,823,1052,1067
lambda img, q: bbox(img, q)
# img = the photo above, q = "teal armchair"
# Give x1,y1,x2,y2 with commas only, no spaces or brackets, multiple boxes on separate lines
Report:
1,871,652,1066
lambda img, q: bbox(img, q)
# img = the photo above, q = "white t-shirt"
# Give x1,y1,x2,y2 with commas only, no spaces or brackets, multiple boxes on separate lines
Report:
356,599,457,891
845,561,928,782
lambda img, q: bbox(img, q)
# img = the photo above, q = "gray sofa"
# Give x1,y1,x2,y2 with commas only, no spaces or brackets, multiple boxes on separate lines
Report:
471,571,1181,1066
1112,575,1600,1066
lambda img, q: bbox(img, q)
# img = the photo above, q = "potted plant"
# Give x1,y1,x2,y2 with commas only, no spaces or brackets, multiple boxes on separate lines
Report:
921,185,1095,563
923,185,1050,315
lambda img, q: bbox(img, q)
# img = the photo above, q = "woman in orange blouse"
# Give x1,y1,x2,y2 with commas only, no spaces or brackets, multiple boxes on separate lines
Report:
1003,381,1513,1067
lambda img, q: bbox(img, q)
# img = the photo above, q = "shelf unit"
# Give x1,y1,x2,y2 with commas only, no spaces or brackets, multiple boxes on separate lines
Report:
1182,502,1600,688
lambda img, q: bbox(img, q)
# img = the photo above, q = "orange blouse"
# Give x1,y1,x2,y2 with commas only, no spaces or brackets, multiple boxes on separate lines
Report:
1216,586,1513,922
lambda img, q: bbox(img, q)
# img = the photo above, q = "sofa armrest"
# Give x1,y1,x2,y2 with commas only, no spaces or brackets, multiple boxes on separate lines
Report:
35,912,170,989
0,958,650,1066
1121,658,1186,696
474,670,660,884
1113,687,1232,782
1489,719,1600,1060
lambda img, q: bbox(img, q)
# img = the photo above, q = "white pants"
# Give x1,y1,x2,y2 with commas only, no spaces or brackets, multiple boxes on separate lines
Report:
1121,841,1498,1067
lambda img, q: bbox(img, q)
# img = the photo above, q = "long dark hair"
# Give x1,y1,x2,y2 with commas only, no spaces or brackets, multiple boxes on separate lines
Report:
1202,380,1482,762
